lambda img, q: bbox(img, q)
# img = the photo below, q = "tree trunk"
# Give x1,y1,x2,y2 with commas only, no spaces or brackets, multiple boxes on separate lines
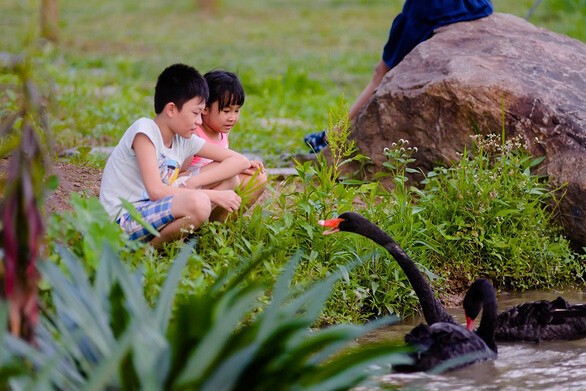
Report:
41,0,59,42
197,0,217,12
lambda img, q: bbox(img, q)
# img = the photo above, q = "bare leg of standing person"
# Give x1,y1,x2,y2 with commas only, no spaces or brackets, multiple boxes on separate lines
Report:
348,60,391,122
304,60,391,152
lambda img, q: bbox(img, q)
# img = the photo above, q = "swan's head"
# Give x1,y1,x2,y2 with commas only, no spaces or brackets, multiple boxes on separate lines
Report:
463,278,495,330
318,212,366,235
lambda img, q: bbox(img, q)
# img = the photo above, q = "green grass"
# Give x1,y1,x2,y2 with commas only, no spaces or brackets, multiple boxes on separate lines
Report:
43,129,586,324
2,0,584,166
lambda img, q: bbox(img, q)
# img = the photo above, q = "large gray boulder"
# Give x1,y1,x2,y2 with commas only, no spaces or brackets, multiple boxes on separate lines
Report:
350,13,586,248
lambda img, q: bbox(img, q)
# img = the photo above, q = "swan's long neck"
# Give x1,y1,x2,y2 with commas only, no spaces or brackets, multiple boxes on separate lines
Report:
477,291,499,352
361,223,454,325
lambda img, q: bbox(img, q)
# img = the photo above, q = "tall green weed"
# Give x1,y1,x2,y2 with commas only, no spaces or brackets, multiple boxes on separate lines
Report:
416,134,585,290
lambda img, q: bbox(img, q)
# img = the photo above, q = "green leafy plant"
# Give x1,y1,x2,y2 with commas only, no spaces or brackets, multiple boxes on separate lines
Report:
46,194,148,271
2,241,410,390
0,307,27,388
416,134,585,290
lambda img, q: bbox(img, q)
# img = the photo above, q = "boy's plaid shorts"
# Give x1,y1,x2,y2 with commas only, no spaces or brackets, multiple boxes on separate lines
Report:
117,196,175,242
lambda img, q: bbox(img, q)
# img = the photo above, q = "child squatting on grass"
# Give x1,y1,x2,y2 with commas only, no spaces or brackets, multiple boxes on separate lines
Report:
99,63,265,248
177,69,267,213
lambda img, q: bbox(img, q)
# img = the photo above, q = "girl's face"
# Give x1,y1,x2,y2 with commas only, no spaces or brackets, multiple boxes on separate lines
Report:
202,101,241,134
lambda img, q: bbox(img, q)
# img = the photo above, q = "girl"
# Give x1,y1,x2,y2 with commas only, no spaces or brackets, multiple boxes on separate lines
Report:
185,70,267,218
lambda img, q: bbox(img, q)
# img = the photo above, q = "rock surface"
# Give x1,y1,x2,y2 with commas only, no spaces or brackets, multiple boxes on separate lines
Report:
349,13,586,247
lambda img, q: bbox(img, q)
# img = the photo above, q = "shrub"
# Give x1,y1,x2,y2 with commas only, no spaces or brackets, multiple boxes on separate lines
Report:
415,134,585,290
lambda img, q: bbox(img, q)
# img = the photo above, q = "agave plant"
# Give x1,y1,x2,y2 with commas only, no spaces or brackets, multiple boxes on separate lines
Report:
164,252,410,391
1,240,410,390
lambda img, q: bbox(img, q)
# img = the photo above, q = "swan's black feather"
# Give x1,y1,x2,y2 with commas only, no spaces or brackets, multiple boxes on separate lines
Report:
496,298,586,342
395,322,497,373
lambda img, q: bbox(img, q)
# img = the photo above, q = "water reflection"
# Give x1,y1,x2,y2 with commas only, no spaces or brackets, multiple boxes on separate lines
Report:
358,290,586,390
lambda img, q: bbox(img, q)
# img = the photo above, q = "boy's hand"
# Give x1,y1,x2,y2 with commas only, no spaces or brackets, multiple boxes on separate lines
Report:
208,190,242,212
242,160,265,176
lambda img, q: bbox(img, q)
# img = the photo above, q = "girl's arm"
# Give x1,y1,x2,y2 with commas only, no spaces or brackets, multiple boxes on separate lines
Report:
241,160,265,176
184,142,250,189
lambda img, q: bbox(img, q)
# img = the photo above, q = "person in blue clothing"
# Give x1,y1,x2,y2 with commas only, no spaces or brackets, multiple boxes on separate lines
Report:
304,0,494,153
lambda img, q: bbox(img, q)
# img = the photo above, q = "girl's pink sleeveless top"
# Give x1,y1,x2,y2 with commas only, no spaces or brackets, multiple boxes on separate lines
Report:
188,126,229,173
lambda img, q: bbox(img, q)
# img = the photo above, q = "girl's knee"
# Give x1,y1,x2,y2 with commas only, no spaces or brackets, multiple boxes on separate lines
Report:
256,171,268,187
227,175,240,189
246,171,268,191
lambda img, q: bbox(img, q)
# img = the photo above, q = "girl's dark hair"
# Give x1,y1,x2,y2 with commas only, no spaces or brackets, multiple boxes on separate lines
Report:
204,70,245,111
154,63,209,114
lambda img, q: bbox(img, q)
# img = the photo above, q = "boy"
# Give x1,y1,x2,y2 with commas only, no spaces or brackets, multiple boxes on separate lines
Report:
186,69,267,211
100,63,258,247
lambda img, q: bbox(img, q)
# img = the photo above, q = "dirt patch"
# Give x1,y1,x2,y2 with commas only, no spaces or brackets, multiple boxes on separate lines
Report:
0,157,102,214
0,157,288,214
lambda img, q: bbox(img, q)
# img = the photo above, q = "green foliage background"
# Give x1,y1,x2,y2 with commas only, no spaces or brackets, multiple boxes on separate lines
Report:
2,0,585,166
2,0,585,325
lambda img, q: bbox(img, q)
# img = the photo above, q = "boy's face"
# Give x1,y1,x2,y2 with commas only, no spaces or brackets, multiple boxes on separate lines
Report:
172,97,206,139
202,101,241,134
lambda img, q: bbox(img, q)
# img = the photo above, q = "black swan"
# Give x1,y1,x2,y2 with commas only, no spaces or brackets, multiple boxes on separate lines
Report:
496,296,586,342
319,211,586,343
319,212,454,326
396,278,498,372
319,212,498,372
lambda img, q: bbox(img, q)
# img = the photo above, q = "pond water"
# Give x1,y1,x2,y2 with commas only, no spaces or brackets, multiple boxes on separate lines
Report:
357,289,586,391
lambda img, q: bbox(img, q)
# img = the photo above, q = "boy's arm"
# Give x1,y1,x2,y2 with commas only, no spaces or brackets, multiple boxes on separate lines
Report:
133,134,243,212
184,142,250,189
134,133,184,200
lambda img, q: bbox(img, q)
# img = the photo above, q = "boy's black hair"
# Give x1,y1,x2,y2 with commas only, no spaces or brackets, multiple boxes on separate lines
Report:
154,63,209,114
204,70,245,112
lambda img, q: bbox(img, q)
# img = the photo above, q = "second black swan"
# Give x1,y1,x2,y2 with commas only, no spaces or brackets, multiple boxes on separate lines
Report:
395,278,498,372
496,295,586,342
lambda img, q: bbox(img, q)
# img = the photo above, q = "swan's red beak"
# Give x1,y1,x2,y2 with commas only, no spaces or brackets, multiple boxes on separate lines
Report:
465,316,476,331
318,217,344,235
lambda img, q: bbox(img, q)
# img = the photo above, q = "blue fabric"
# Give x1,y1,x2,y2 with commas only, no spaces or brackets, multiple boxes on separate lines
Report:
304,130,328,152
117,195,175,242
382,0,493,68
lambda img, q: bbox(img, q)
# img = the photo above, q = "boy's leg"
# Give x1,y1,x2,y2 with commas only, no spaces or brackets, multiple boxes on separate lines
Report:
150,190,212,247
348,60,391,121
118,191,212,247
118,196,175,242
